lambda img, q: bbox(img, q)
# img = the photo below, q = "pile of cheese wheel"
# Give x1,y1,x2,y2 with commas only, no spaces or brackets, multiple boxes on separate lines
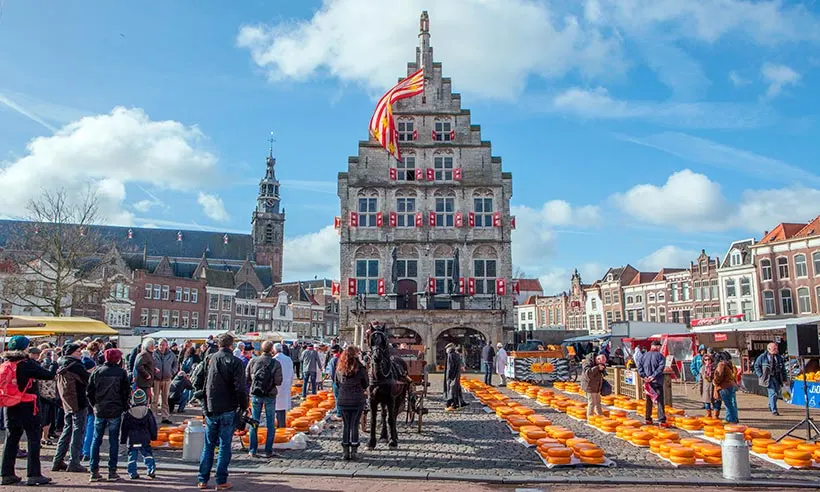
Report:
658,437,722,466
537,433,608,466
290,380,303,397
610,395,640,411
286,391,336,433
704,423,771,443
589,409,640,434
553,381,582,395
239,426,298,447
497,404,540,432
756,437,818,468
151,421,191,449
565,401,590,420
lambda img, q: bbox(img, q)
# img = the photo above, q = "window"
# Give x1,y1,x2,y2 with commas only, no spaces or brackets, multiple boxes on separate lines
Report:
183,287,190,302
761,259,772,281
777,257,789,279
604,292,611,304
140,309,149,326
700,261,707,274
208,314,218,329
797,287,811,313
171,310,179,327
161,309,170,327
725,278,736,297
474,198,493,227
591,299,597,309
356,259,379,294
520,312,526,321
221,315,231,330
613,292,619,304
649,307,656,322
780,289,793,314
710,279,718,300
209,294,218,310
606,311,613,325
670,283,678,302
153,284,161,299
182,311,190,328
726,301,737,315
175,287,182,302
658,292,665,302
435,197,454,227
221,295,232,311
398,156,415,181
627,310,635,321
648,293,655,303
234,319,241,331
730,250,742,266
145,284,152,299
740,277,751,296
250,305,256,317
695,307,703,319
396,198,416,227
150,309,160,326
244,304,250,316
396,259,418,278
474,259,497,295
626,296,634,304
693,282,701,301
814,252,820,276
659,307,666,322
636,310,643,321
763,291,776,315
795,254,808,278
192,289,198,303
741,301,752,320
434,259,455,294
434,120,451,141
636,295,643,303
358,198,378,227
191,312,199,329
161,285,169,300
528,312,533,320
397,120,414,142
236,302,242,315
434,156,453,180
248,320,256,331
682,282,690,300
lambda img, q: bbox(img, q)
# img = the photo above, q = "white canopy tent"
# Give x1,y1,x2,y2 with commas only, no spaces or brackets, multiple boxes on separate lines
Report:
690,315,820,334
146,329,230,342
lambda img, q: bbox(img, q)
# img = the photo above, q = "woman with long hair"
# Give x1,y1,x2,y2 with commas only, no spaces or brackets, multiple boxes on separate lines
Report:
334,346,369,460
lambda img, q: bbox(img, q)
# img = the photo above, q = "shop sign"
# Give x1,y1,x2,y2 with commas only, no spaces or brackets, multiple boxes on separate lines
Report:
714,333,728,342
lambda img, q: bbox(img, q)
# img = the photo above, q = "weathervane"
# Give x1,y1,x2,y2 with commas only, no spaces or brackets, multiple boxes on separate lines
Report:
268,131,275,158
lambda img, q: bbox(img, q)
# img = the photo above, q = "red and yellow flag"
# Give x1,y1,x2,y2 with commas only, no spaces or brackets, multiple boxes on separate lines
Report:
369,68,425,160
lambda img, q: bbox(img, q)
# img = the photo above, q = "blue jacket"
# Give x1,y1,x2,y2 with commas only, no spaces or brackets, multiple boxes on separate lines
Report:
638,350,666,384
753,352,787,387
690,354,703,381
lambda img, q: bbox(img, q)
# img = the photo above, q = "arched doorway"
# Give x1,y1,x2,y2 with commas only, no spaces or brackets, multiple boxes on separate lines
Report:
396,279,417,309
388,326,422,347
436,327,486,371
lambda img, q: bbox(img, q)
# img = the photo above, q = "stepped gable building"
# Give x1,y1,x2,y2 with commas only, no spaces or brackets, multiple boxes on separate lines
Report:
0,148,285,333
338,12,515,368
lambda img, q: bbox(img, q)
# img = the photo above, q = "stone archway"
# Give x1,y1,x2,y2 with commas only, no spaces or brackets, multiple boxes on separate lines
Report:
388,326,422,346
435,327,487,370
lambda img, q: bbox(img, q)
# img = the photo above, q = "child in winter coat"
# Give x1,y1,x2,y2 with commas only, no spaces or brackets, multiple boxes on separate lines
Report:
119,389,157,480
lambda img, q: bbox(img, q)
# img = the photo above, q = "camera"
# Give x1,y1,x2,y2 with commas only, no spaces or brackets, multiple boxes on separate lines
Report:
235,411,259,432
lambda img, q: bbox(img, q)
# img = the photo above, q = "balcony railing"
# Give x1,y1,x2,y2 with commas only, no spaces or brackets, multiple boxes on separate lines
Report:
349,292,506,314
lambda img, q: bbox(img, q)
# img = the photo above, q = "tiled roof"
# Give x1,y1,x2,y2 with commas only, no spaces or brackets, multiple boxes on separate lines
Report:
0,220,253,261
203,268,235,289
515,278,543,292
653,268,684,281
523,295,538,305
793,216,820,239
629,272,659,285
720,239,755,269
760,222,807,244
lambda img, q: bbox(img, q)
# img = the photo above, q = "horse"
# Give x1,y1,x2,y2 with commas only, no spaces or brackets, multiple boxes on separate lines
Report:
366,323,410,449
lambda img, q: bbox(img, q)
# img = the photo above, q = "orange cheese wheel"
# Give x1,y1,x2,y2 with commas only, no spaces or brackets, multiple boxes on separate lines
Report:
566,438,590,448
546,447,573,458
679,438,702,447
767,443,790,454
632,439,650,447
781,437,804,446
149,440,164,447
783,458,812,468
515,406,535,416
657,430,679,441
670,447,695,458
768,452,785,460
552,430,575,440
752,438,776,448
796,443,819,452
537,437,561,446
572,443,598,452
700,446,722,458
523,430,547,440
630,431,653,441
783,449,812,461
580,455,606,464
704,456,722,465
578,448,604,458
723,424,746,433
621,419,641,427
751,446,769,454
548,456,572,465
670,455,696,465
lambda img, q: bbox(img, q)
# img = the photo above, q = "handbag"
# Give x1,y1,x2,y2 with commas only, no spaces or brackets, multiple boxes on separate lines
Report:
600,379,612,396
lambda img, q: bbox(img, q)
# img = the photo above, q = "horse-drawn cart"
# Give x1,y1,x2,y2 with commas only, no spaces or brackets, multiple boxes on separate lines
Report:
402,352,428,433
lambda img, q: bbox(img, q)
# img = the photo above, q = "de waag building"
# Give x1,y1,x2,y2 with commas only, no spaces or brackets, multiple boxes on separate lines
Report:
337,12,515,369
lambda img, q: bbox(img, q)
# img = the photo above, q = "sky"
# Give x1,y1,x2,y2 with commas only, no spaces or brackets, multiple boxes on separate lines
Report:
1,0,819,293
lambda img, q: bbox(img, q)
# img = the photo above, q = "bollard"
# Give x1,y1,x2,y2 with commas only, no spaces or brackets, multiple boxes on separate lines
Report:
182,419,206,462
722,432,751,480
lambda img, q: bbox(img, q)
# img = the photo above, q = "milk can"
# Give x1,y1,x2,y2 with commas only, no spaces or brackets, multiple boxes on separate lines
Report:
722,432,751,480
182,419,206,462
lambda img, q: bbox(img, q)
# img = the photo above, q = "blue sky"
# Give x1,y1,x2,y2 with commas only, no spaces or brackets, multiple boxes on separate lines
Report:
1,0,819,291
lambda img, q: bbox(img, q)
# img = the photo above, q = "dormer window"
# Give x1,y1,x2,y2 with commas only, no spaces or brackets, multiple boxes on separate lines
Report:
730,250,742,267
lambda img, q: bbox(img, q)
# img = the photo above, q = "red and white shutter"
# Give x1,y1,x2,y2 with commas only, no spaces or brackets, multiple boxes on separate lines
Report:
428,211,436,227
389,211,397,227
376,212,384,227
349,212,359,227
334,216,341,230
496,278,507,296
426,168,435,181
431,129,437,140
512,281,520,295
347,278,357,296
377,278,385,296
389,168,397,180
454,212,463,228
467,277,476,296
453,168,462,181
412,130,418,141
458,277,466,294
428,277,437,294
415,168,424,181
468,212,475,227
331,282,340,296
511,216,516,229
415,212,423,227
449,130,455,141
493,211,502,227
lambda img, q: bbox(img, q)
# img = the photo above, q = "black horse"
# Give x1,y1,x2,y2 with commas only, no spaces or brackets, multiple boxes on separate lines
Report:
367,323,409,449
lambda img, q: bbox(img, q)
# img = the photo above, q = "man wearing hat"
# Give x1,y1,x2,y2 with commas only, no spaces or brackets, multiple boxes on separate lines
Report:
86,349,130,482
0,336,55,486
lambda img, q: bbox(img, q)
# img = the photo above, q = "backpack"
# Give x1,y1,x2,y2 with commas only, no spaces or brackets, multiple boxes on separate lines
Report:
191,356,210,399
181,357,194,374
250,357,276,397
0,360,36,408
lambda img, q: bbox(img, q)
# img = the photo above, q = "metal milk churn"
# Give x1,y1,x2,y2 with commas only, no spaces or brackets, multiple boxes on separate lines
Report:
182,419,206,461
722,432,751,480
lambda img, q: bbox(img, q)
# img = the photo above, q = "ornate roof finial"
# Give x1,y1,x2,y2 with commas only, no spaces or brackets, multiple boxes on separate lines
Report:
268,131,275,159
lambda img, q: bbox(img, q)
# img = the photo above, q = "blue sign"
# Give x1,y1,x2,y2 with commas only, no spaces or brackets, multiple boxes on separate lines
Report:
787,380,820,409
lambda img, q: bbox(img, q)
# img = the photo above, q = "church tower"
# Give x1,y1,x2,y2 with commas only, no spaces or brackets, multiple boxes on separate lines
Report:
252,139,285,283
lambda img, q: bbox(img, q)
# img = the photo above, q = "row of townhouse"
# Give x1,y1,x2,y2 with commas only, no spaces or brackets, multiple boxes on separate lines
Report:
516,215,820,336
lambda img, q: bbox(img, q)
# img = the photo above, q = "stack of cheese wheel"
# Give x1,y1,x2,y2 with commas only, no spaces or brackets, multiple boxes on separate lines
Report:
657,428,680,443
552,399,571,413
676,417,704,432
318,400,335,411
496,406,515,419
527,414,552,427
545,425,575,444
553,381,567,391
719,424,747,441
630,430,653,447
291,417,311,433
306,408,327,423
514,405,535,417
608,409,627,420
168,431,184,449
543,445,574,465
658,441,677,459
813,446,820,464
520,425,547,445
570,440,606,465
649,437,671,454
600,394,615,407
614,398,638,411
744,428,771,442
767,442,793,461
751,438,776,454
566,403,587,420
597,418,619,434
689,440,722,464
617,425,639,440
506,415,530,432
700,417,722,427
274,427,296,443
640,425,660,438
526,386,540,399
287,407,307,427
703,425,717,438
668,443,697,466
783,445,815,468
536,389,555,405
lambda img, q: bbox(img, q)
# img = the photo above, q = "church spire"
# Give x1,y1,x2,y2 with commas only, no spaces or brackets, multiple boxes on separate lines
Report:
417,11,432,76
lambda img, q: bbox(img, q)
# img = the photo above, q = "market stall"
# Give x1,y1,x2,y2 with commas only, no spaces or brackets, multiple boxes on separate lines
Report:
1,315,117,346
506,346,570,384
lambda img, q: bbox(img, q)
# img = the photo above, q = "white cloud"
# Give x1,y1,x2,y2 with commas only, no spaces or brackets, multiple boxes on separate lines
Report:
761,63,800,98
550,87,771,129
541,200,601,227
0,90,89,133
728,71,749,87
734,188,820,232
133,199,161,213
197,192,230,222
638,245,699,271
612,169,731,231
0,107,217,225
282,226,340,281
537,263,606,296
236,0,624,100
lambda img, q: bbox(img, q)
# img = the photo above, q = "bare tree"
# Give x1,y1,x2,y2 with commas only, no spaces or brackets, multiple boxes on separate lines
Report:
0,188,109,317
512,266,529,279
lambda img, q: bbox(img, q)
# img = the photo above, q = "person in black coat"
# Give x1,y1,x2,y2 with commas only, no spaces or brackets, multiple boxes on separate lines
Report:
0,336,55,486
334,346,368,461
86,349,130,482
